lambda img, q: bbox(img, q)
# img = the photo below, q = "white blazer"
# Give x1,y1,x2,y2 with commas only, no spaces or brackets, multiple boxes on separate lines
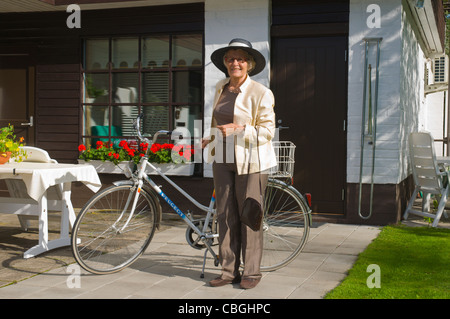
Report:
206,75,277,175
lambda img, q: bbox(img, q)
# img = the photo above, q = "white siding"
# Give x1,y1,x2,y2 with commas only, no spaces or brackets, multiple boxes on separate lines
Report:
347,0,403,184
399,4,426,182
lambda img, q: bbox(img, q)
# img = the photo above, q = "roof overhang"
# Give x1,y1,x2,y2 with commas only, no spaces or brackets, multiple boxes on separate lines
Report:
405,0,446,57
0,0,196,13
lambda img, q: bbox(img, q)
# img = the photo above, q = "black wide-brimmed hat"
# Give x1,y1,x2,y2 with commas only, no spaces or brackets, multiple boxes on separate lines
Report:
210,38,266,76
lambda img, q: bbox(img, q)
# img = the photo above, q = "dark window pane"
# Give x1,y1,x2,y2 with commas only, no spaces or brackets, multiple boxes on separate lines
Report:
142,36,170,69
85,39,109,70
172,34,202,67
142,72,169,103
84,74,109,103
142,105,169,136
173,70,202,103
112,38,139,69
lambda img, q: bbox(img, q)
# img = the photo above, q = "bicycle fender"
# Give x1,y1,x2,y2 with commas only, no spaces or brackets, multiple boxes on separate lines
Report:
112,180,133,187
112,180,163,230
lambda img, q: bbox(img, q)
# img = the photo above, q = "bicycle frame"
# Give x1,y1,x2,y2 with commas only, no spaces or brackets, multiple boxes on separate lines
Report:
120,152,219,266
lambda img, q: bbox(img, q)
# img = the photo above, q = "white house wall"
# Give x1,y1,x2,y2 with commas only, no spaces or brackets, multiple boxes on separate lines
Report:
348,0,403,184
347,0,429,185
399,3,427,182
425,91,446,157
203,0,271,177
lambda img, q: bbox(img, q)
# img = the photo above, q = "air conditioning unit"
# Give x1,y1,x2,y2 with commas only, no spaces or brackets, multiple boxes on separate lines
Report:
433,55,448,83
425,55,448,94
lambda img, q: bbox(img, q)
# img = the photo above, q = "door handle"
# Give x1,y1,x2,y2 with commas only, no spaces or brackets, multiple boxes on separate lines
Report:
21,116,33,127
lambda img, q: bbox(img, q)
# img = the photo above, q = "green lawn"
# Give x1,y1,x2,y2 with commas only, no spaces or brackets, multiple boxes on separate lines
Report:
325,224,450,299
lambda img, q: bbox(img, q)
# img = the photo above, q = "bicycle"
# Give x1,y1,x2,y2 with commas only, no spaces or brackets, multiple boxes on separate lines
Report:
71,115,312,276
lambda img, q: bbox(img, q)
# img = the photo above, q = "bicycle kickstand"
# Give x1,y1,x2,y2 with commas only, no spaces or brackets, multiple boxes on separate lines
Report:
200,242,220,278
200,249,208,278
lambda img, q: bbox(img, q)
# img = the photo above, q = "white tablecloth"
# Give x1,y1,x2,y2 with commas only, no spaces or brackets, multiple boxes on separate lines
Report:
0,162,101,201
0,162,102,258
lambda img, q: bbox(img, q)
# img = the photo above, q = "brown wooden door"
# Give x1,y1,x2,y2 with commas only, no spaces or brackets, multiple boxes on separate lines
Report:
0,55,35,145
271,36,347,214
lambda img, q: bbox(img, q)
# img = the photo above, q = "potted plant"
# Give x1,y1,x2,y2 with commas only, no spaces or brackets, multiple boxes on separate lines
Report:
85,75,106,103
0,124,27,164
78,140,195,175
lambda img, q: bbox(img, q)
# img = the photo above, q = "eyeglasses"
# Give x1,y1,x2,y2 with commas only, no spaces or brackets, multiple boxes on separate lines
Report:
224,57,247,64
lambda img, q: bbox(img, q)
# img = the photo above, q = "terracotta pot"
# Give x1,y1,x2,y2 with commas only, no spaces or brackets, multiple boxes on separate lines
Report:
0,151,11,164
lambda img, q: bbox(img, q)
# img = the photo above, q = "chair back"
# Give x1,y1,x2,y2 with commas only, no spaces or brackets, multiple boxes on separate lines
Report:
7,146,60,201
409,132,443,192
21,146,58,163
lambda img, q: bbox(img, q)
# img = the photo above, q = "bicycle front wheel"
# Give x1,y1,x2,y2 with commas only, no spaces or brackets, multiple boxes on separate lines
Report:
72,184,158,274
261,179,311,271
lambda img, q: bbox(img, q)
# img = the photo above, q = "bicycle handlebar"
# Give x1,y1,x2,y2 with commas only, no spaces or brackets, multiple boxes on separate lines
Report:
133,114,180,145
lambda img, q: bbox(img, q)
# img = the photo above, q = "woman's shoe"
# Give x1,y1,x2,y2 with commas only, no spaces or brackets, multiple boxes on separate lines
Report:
209,275,241,287
239,277,260,289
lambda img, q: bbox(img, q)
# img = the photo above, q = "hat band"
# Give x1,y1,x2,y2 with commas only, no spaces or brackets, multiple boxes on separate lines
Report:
228,41,251,48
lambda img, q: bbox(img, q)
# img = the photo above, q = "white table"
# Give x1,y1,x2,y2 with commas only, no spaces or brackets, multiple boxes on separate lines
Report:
437,156,450,165
0,162,101,258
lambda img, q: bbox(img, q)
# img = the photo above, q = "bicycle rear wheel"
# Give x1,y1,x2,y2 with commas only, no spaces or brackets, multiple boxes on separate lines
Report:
72,184,158,274
261,178,311,271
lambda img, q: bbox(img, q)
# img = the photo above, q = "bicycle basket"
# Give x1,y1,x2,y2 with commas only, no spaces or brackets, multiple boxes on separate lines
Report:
269,141,296,179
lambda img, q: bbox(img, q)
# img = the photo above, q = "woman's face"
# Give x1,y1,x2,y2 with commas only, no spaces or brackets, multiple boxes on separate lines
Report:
224,49,249,80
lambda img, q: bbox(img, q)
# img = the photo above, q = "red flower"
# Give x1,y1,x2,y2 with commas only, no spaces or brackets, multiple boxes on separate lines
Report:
140,143,148,152
162,143,174,149
119,140,128,148
78,144,86,152
150,143,162,153
113,153,120,160
183,149,192,160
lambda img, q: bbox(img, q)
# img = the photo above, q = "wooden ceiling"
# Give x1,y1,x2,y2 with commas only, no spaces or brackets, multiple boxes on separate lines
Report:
0,0,193,12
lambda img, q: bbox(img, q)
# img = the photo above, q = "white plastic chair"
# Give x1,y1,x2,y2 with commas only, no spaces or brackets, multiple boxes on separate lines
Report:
20,146,58,164
403,132,449,227
6,146,60,230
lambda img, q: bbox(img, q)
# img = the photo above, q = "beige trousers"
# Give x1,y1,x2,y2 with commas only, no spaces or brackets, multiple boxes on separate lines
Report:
212,161,268,280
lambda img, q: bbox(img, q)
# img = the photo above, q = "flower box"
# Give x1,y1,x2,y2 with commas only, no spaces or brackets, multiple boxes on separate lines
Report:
78,159,195,176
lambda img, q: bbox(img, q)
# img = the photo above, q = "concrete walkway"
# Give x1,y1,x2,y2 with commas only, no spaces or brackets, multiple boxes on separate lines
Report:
0,220,381,299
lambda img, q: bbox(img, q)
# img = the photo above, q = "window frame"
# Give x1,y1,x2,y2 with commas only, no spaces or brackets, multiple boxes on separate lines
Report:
80,33,204,146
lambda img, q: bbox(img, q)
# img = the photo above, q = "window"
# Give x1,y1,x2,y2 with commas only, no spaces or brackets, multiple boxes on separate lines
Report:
82,34,203,147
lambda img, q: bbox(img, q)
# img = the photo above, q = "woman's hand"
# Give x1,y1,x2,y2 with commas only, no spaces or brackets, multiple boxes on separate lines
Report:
216,123,244,137
201,138,211,149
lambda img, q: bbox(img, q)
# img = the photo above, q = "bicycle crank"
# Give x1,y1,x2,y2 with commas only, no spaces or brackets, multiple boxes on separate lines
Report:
185,219,216,249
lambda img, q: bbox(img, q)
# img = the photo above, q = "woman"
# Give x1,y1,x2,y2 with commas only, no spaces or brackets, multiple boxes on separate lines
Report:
202,38,277,289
